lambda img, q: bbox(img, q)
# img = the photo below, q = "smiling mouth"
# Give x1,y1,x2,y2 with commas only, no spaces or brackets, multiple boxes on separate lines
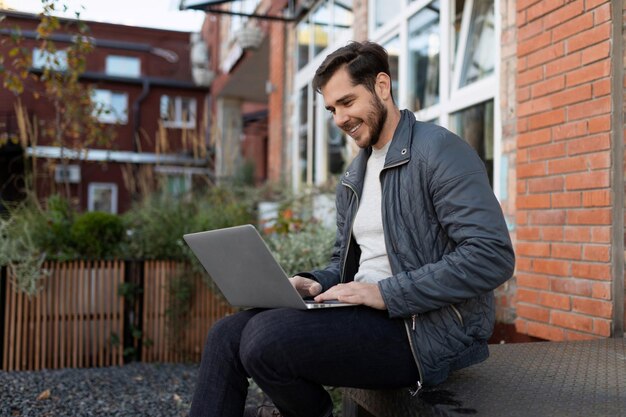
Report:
348,122,362,135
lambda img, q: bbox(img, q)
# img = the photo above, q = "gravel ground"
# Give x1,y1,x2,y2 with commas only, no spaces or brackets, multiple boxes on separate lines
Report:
0,363,267,417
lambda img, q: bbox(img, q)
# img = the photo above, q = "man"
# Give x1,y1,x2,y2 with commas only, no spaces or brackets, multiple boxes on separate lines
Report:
189,41,514,417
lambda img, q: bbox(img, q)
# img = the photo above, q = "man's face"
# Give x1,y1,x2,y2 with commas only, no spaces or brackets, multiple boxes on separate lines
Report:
321,67,388,149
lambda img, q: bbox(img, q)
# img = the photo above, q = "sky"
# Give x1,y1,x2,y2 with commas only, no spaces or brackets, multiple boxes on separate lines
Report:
3,0,206,32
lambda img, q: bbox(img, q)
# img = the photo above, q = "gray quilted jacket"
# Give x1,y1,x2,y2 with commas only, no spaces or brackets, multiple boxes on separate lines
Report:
306,110,515,387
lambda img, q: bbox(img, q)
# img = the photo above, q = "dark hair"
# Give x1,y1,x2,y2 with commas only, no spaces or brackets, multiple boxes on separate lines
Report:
312,41,393,101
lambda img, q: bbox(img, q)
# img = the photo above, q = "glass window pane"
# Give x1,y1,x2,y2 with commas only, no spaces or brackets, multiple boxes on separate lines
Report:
105,55,141,78
383,36,400,105
92,89,127,124
333,0,353,42
311,2,331,57
110,92,128,124
460,0,495,86
326,110,346,175
88,183,117,214
181,98,196,124
297,20,311,70
32,48,68,70
374,0,401,28
408,1,440,111
298,87,309,186
450,100,494,185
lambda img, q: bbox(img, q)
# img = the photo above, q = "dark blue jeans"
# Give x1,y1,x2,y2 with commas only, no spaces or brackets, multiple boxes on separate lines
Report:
189,306,419,417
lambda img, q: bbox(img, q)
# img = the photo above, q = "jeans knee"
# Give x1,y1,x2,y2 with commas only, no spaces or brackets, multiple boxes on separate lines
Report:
239,316,287,379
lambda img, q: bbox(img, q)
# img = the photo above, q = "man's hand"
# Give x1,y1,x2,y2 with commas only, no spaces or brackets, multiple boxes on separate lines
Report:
314,282,386,310
289,275,323,298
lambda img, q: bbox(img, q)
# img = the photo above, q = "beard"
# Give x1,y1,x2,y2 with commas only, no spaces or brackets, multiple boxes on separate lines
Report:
367,95,388,147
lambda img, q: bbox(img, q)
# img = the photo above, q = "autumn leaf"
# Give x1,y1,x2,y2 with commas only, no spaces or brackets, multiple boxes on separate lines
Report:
36,389,51,401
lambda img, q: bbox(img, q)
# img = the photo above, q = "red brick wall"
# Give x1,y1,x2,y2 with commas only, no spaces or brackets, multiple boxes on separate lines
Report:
515,0,615,340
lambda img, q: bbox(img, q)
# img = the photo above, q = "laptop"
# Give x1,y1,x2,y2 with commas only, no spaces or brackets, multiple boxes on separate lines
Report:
183,224,353,310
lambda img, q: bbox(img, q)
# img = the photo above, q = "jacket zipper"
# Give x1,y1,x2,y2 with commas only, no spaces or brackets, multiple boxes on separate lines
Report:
450,305,464,326
404,316,424,396
340,181,360,284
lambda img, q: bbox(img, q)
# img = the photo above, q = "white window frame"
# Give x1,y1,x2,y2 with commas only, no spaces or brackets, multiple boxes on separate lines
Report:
105,55,141,78
88,182,118,214
91,89,129,124
160,96,197,129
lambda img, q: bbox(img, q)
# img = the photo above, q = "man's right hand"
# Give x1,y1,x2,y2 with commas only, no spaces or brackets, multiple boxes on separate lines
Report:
289,275,323,298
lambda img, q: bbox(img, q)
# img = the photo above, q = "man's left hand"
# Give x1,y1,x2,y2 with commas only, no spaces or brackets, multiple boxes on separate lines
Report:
314,282,386,310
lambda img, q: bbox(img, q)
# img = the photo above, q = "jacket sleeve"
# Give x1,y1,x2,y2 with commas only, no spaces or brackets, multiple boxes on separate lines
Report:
379,129,515,318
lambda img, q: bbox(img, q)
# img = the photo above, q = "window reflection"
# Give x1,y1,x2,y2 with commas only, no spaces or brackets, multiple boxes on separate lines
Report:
451,100,494,185
333,0,353,41
312,3,331,57
326,111,346,175
408,1,440,111
298,87,309,186
460,0,494,86
297,19,310,70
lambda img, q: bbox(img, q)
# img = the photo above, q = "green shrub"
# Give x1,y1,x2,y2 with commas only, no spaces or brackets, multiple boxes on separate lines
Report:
71,211,125,258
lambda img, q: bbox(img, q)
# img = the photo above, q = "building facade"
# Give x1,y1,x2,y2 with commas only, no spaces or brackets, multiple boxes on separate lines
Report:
0,11,210,214
184,0,625,340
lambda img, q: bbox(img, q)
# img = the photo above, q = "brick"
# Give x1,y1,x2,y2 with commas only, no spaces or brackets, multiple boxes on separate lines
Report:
518,17,545,41
518,226,541,240
551,277,592,297
565,59,611,87
548,156,586,175
582,189,610,207
552,120,588,141
518,96,553,117
552,191,582,208
533,258,570,276
517,180,528,194
582,244,610,262
518,128,551,147
543,0,585,29
524,320,565,341
552,12,593,43
528,209,566,225
568,22,611,52
517,242,551,257
592,1,611,24
516,211,529,226
548,84,593,108
517,273,551,289
586,152,611,169
545,52,582,77
517,287,541,304
551,311,593,332
591,282,611,299
539,291,572,310
516,256,533,272
593,318,611,337
581,40,610,65
551,242,582,259
590,226,610,243
565,171,609,191
517,10,527,27
542,226,564,241
567,133,610,155
564,331,598,341
518,31,552,57
564,226,591,242
517,86,531,102
517,304,551,322
571,262,611,280
592,79,611,97
527,0,565,22
568,96,611,121
528,108,566,130
527,42,565,69
517,66,545,87
572,297,613,318
530,75,565,98
528,176,565,193
517,118,529,134
566,208,612,225
517,0,543,12
588,114,610,133
518,161,548,178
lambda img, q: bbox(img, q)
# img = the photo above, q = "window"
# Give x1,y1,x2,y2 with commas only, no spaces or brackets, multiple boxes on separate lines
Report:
160,96,197,128
372,0,401,29
92,89,128,124
88,183,118,214
407,2,440,111
105,55,141,78
32,48,67,70
296,0,353,72
293,0,354,192
383,36,400,105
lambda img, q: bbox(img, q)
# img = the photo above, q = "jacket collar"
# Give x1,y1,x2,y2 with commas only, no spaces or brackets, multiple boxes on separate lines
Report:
342,109,415,193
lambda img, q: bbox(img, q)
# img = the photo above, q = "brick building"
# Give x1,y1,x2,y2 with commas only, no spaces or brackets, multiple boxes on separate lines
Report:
183,0,625,340
0,10,210,214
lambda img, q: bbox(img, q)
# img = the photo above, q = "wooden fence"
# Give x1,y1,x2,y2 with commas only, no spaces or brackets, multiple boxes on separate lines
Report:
1,260,236,371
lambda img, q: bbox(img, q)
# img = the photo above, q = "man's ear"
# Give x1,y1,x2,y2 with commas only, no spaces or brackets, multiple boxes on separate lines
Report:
375,72,392,101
